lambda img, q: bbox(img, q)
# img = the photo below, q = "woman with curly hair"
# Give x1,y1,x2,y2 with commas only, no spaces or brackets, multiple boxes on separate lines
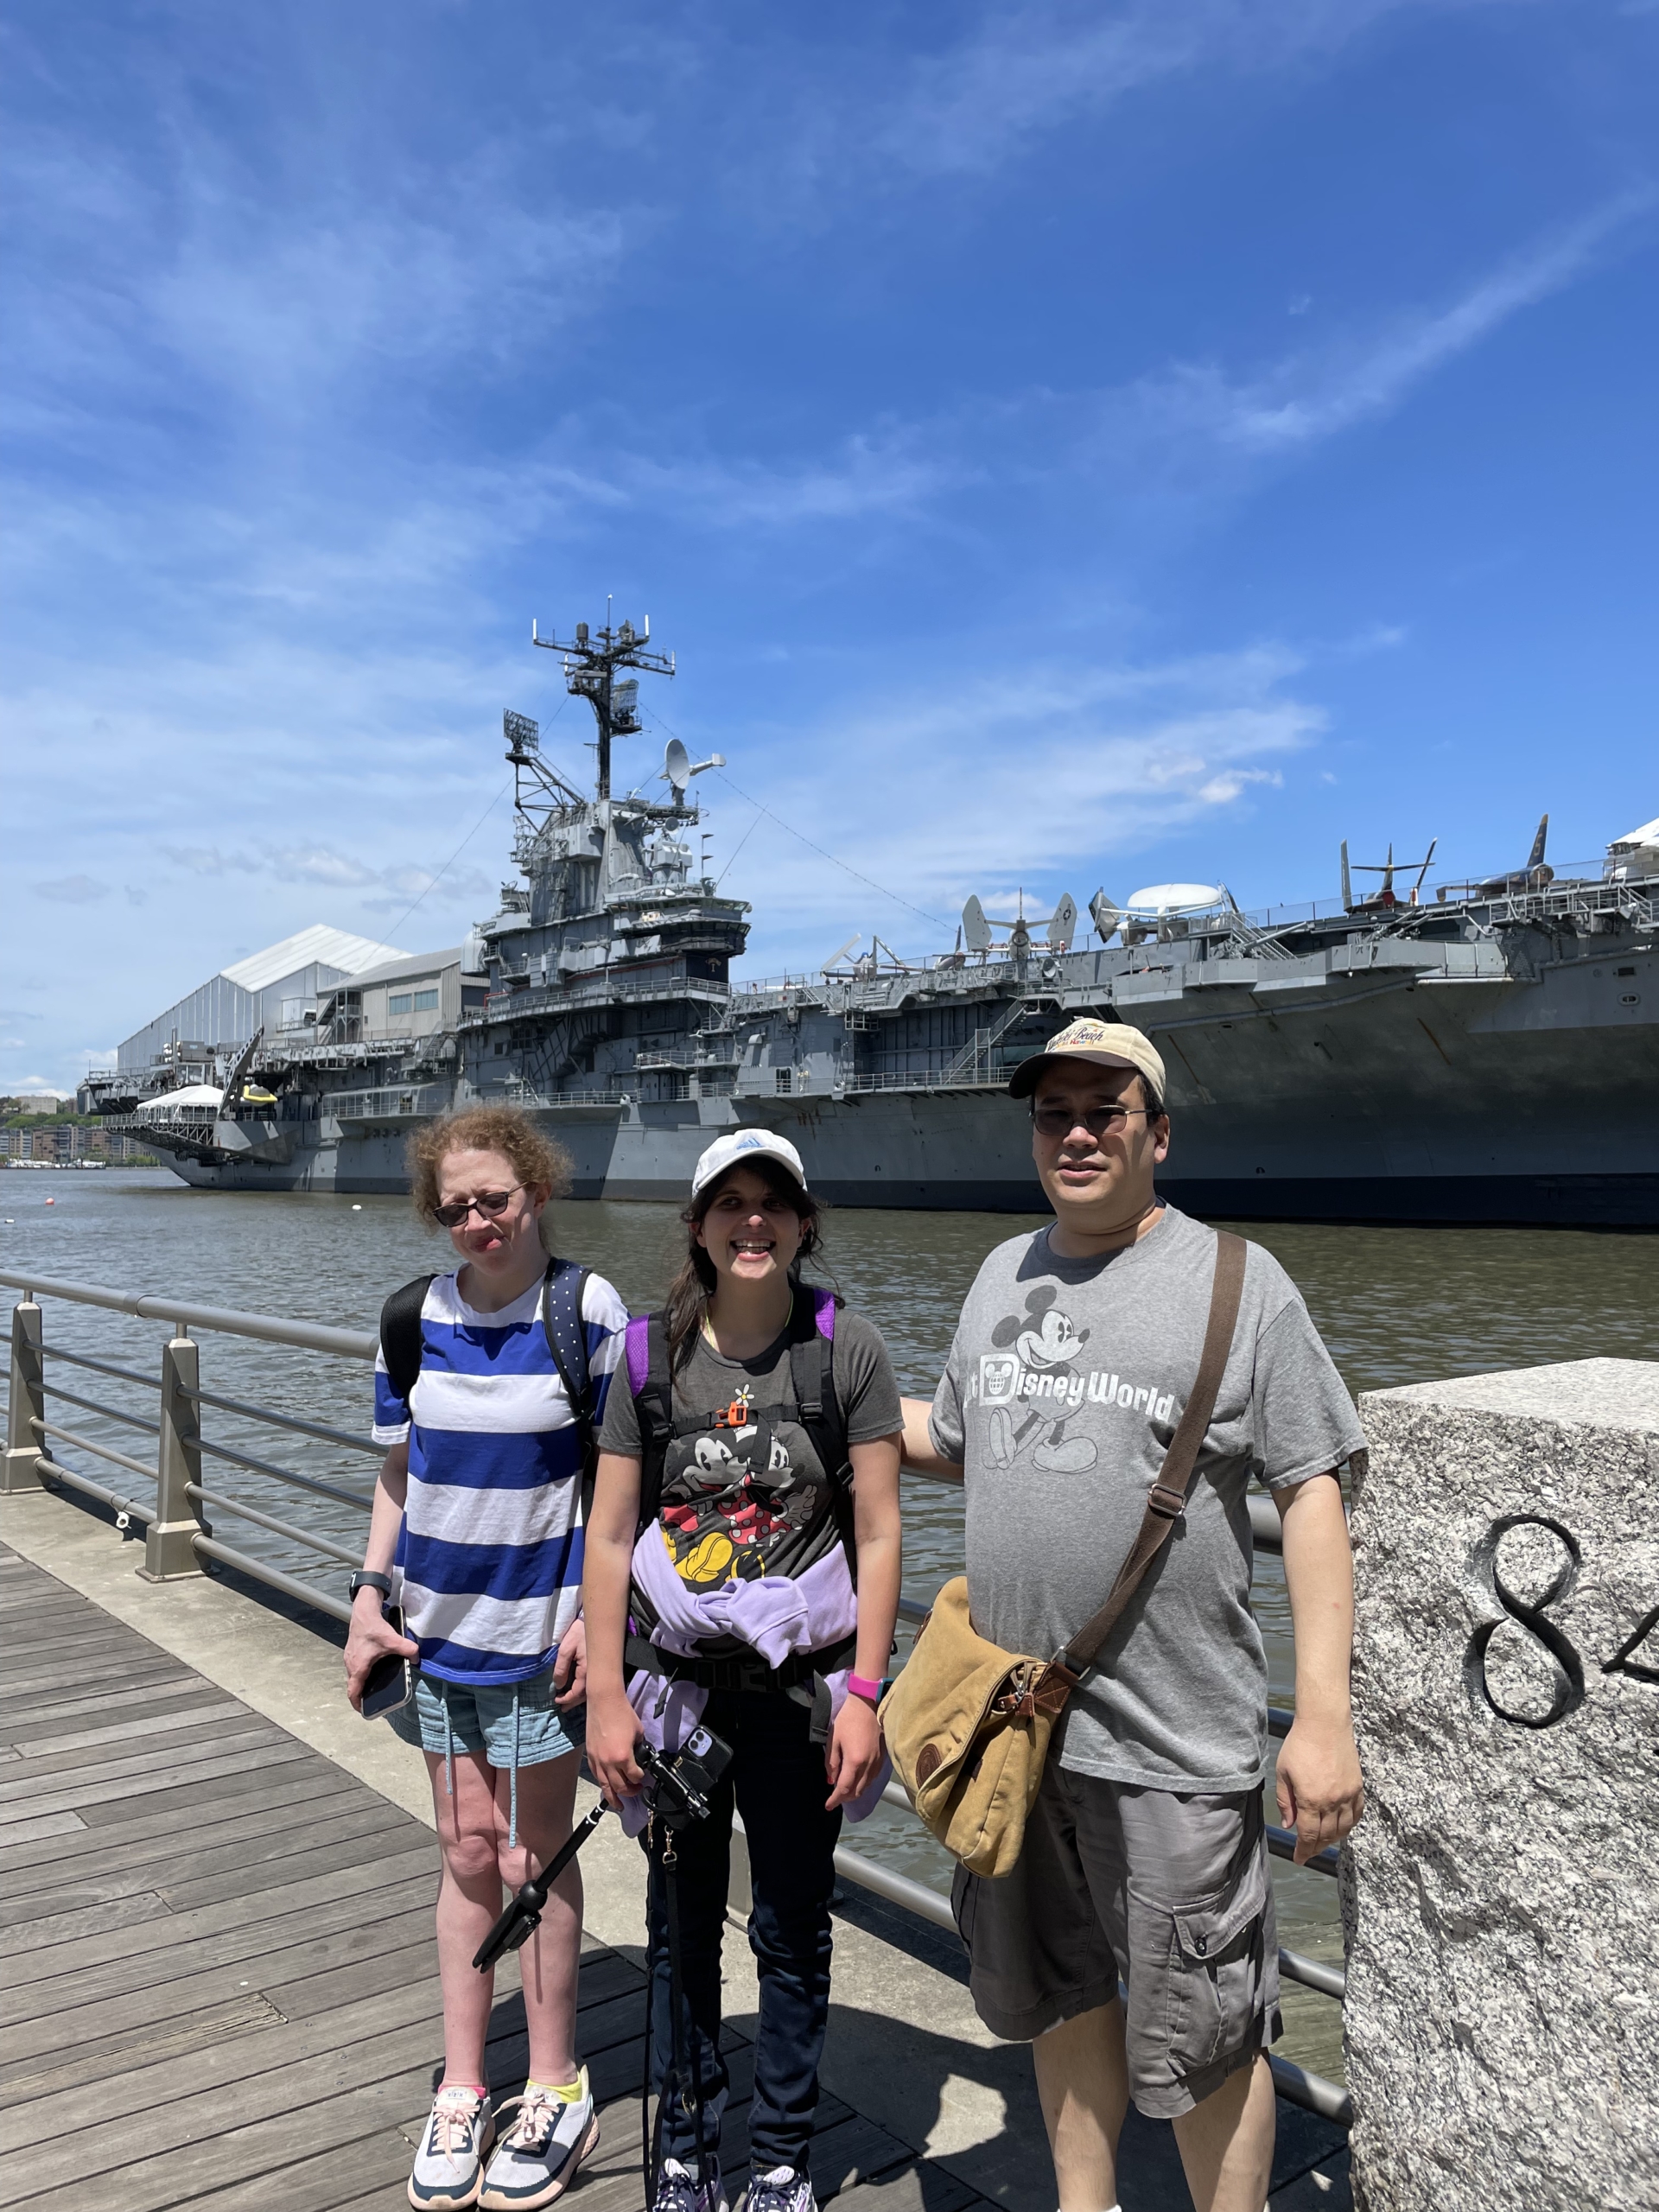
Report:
345,1105,626,2212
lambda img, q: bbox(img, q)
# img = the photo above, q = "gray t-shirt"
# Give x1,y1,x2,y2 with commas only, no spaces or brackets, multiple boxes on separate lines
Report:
929,1206,1364,1792
601,1300,902,1605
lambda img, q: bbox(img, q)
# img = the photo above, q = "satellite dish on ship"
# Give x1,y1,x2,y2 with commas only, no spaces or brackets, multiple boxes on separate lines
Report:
1089,890,1121,943
962,896,994,954
662,740,725,797
1047,893,1077,953
1122,883,1226,918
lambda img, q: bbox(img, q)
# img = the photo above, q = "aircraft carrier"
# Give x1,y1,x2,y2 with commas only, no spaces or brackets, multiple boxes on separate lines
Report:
85,615,1659,1225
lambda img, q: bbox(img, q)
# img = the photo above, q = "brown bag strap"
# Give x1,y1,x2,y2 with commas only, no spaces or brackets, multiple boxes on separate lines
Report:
1054,1230,1248,1677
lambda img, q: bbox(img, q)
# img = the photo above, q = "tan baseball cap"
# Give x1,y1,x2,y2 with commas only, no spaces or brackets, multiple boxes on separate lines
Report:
1007,1016,1166,1102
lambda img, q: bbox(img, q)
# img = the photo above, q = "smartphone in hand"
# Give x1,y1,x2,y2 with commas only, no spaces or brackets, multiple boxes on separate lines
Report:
360,1605,415,1720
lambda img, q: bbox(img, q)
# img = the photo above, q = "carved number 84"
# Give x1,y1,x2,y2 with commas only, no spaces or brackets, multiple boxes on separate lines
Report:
1465,1513,1659,1732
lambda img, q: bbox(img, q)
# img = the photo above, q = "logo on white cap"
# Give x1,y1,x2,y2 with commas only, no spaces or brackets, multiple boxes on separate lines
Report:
690,1128,809,1198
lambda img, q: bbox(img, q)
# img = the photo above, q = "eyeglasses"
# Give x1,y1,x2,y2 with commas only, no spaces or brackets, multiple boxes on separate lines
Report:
1031,1104,1158,1138
433,1186,524,1229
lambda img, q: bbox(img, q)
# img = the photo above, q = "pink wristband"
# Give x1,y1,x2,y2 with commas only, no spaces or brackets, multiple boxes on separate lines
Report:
847,1674,882,1704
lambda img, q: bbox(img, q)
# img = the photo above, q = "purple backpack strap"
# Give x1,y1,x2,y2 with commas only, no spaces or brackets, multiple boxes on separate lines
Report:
625,1313,652,1396
811,1285,836,1339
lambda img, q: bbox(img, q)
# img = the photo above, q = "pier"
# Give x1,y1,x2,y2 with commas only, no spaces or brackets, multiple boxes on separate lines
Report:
2,1268,1358,2211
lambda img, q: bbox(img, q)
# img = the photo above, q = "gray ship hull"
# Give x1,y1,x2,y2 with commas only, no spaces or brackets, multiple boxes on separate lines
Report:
167,968,1659,1229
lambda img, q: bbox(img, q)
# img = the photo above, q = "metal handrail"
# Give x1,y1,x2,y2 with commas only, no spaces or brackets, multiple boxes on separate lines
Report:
0,1268,377,1360
194,1432,375,1512
185,1483,365,1566
33,1415,158,1489
190,1533,353,1624
181,1382,385,1458
35,1454,154,1525
43,1344,164,1392
41,1378,162,1435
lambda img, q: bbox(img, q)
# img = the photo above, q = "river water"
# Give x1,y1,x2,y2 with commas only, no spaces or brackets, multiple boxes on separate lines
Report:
4,1166,1656,2080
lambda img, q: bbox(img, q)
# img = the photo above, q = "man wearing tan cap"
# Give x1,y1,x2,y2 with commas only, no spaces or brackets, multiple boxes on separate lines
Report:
901,1017,1364,2212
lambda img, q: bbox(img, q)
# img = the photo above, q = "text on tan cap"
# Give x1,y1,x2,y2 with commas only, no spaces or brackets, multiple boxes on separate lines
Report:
1006,1017,1166,1103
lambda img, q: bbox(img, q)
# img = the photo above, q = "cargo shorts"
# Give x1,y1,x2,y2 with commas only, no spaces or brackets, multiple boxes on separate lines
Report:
951,1760,1281,2119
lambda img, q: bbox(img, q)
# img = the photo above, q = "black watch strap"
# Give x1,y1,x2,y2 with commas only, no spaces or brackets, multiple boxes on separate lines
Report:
349,1570,394,1600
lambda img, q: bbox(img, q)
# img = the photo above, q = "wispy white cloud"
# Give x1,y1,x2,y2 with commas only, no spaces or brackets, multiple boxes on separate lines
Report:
159,841,493,907
718,643,1325,960
1173,188,1657,451
881,0,1529,177
34,874,109,905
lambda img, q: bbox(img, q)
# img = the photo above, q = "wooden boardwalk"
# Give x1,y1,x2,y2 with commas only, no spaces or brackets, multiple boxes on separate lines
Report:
0,1546,989,2212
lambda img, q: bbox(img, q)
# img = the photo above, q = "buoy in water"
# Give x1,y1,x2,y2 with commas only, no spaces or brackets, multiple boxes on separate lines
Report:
45,1198,55,1206
351,1203,363,1211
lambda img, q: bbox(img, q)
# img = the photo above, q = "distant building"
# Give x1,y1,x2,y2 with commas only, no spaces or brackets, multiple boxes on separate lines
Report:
113,925,409,1076
317,948,480,1047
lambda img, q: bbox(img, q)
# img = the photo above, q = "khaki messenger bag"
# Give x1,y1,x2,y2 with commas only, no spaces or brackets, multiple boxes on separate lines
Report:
880,1231,1246,1878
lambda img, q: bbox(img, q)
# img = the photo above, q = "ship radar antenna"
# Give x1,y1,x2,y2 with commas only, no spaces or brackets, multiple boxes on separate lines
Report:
531,607,677,798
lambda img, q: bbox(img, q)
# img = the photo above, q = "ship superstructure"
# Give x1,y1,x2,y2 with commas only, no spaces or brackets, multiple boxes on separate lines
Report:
83,625,1659,1225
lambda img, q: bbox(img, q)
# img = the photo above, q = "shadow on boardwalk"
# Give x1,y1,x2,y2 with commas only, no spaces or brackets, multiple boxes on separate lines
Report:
0,1544,1346,2212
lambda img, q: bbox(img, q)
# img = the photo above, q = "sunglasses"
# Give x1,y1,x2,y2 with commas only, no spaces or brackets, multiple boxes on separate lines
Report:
433,1186,525,1230
1031,1104,1156,1138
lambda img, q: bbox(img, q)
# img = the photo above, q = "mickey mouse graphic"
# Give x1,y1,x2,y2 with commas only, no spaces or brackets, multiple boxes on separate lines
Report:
984,1284,1096,1473
661,1420,820,1583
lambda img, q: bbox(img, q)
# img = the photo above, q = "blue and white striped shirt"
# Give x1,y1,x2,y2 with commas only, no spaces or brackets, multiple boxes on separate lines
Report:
372,1268,628,1687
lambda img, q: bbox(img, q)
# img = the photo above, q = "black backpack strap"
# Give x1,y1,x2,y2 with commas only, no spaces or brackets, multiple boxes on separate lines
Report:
636,1313,676,1532
378,1274,437,1408
787,1287,855,1577
540,1257,595,1478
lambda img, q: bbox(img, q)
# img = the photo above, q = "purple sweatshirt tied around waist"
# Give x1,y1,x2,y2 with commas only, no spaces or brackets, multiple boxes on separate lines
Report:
619,1525,890,1831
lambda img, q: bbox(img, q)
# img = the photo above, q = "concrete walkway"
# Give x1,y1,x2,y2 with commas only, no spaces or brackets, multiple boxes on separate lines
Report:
0,1489,1351,2211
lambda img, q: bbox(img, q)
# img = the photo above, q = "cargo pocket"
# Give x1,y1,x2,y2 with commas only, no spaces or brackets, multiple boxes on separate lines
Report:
1141,1847,1270,2076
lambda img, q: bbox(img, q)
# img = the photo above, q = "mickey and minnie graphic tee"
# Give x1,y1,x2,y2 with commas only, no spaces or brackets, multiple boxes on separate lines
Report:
930,1205,1365,1794
598,1302,902,1646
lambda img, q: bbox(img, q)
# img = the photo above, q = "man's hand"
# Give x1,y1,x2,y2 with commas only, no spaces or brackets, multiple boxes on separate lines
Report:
552,1616,588,1709
585,1688,645,1808
343,1596,418,1711
1274,1717,1364,1863
825,1695,884,1810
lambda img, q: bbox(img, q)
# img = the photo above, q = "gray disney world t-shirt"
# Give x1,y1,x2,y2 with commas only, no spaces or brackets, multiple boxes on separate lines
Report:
929,1206,1365,1793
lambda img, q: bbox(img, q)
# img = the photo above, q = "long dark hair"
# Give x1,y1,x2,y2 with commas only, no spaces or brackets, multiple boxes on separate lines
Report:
664,1159,829,1366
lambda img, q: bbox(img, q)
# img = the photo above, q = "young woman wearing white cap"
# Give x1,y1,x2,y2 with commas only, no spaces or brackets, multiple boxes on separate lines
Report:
582,1131,903,2212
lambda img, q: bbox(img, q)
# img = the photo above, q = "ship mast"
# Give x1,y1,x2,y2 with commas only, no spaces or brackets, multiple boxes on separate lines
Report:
531,606,676,799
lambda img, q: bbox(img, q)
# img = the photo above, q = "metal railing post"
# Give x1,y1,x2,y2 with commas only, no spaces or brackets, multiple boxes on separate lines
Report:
141,1325,206,1580
4,1296,45,1491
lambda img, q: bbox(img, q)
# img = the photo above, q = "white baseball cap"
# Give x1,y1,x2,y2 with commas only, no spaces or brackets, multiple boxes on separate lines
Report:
690,1128,810,1200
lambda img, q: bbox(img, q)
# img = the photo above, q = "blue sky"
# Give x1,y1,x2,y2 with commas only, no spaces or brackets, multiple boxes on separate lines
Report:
4,0,1656,1094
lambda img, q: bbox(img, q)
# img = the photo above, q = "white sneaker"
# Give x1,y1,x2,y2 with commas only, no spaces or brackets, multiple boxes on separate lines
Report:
480,2069,601,2210
410,2086,495,2210
652,2157,728,2212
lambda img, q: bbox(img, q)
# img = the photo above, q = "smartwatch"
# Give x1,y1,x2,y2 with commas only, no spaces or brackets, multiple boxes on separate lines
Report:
348,1570,394,1602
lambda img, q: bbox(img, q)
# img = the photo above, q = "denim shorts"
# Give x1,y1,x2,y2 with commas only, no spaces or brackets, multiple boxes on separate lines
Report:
388,1662,587,1769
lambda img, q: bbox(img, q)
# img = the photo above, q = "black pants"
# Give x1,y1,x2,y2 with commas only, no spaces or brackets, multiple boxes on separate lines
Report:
645,1688,842,2173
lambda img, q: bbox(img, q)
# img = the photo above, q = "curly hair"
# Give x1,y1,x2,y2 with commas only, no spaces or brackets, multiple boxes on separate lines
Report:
407,1105,574,1232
